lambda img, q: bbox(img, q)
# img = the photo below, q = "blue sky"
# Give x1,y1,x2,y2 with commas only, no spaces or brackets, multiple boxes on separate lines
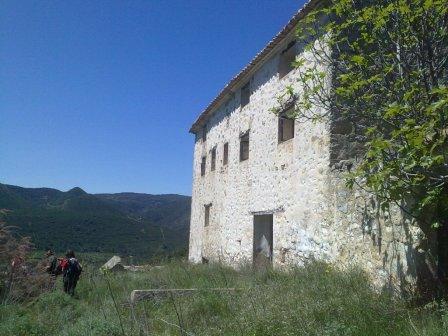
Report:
0,0,304,196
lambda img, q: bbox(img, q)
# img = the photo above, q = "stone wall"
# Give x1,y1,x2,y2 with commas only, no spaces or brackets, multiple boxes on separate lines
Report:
326,82,435,293
326,170,424,292
189,33,333,267
188,30,428,294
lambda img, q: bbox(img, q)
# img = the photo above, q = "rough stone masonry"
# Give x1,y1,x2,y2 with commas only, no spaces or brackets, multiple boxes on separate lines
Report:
188,0,432,294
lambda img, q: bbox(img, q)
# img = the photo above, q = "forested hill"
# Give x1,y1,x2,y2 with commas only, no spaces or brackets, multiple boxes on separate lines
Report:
0,183,191,258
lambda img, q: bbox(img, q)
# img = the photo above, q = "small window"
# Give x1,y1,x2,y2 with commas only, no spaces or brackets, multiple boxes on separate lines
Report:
278,109,295,142
202,126,207,142
241,82,250,107
211,147,216,171
279,41,296,79
204,204,212,227
201,156,206,176
240,132,249,161
223,142,229,165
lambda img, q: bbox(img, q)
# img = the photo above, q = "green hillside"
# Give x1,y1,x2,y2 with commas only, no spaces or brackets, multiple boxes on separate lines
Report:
0,183,190,258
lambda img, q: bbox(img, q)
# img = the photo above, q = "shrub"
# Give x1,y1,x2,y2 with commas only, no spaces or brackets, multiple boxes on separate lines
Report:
0,222,53,303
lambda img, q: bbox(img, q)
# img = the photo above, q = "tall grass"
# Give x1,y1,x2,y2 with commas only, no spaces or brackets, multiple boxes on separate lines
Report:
1,260,448,335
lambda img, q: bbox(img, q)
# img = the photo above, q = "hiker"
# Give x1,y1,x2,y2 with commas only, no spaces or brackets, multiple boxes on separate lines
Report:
44,249,60,276
43,249,61,291
61,250,82,296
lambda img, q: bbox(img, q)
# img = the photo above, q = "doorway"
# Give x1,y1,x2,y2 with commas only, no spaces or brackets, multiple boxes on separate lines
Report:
253,214,273,268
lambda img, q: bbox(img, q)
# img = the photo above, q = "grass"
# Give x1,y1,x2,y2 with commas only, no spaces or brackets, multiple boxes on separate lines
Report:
1,260,448,335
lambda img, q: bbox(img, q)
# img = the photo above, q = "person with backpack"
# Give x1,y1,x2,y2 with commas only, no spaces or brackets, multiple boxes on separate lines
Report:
60,250,82,296
42,249,62,291
44,250,59,276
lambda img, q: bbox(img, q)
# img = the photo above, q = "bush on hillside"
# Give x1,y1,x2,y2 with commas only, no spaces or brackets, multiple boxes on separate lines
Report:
0,222,52,303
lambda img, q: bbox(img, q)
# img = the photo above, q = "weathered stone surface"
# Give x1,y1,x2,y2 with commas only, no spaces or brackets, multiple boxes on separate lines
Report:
101,256,124,272
188,19,429,294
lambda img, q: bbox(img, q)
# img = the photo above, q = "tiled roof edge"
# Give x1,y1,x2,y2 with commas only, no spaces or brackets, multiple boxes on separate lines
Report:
189,0,321,134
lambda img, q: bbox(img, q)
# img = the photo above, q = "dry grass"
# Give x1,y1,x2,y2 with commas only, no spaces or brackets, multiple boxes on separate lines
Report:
1,259,448,335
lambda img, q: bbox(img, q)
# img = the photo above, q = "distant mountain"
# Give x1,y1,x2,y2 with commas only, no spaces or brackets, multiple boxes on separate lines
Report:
95,193,191,230
0,183,191,258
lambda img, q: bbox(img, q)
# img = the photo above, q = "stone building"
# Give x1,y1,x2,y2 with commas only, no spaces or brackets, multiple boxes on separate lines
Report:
188,0,432,292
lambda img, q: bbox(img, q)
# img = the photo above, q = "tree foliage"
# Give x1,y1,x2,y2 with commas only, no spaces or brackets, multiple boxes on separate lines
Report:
286,0,448,225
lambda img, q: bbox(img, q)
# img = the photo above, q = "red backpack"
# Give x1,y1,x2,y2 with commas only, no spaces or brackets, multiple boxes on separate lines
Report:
60,258,69,271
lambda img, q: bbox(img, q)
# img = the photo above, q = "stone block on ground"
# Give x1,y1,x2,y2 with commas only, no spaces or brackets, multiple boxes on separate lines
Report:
101,255,124,272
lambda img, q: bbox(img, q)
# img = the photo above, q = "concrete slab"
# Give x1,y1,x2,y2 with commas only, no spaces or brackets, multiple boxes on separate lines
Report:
130,288,239,304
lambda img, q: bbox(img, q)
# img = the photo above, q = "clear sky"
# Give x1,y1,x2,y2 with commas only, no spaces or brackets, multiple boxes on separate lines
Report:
0,0,304,196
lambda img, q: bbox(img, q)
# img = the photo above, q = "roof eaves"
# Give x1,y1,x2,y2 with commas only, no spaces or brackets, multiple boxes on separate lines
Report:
189,0,321,134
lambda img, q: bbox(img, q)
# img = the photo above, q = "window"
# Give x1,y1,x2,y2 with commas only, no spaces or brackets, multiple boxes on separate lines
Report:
241,82,250,107
201,156,206,176
223,142,229,165
202,126,207,142
211,147,216,171
278,109,295,142
240,131,249,161
279,41,296,78
204,204,212,227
